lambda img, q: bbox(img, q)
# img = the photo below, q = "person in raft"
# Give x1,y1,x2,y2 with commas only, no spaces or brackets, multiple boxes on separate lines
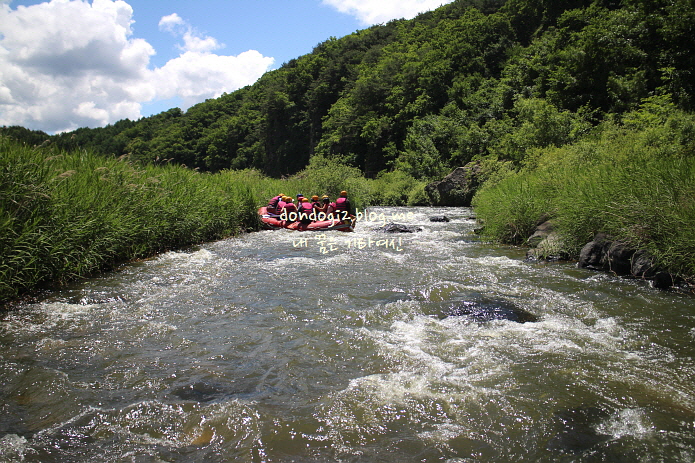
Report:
310,195,322,211
275,196,287,215
333,190,352,219
267,193,284,214
281,197,297,221
315,195,330,215
298,197,314,225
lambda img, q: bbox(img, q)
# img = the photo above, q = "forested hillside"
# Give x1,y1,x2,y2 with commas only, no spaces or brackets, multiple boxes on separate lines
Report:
3,0,693,179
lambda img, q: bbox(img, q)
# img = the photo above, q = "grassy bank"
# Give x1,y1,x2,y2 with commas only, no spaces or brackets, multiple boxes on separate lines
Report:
0,137,261,302
1,139,427,303
473,99,695,281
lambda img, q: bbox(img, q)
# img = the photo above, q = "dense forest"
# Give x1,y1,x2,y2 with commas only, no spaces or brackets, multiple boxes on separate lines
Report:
3,0,694,180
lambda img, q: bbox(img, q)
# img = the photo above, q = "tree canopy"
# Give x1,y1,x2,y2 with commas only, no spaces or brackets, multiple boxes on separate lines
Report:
4,0,694,180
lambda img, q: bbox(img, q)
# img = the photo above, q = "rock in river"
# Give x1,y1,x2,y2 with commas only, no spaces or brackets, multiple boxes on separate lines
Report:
375,223,423,233
442,299,538,323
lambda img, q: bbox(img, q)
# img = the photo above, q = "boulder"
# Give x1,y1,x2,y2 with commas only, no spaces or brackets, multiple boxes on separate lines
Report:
547,406,612,455
525,220,570,262
605,241,635,275
631,250,676,289
429,215,450,222
444,300,538,323
375,223,422,233
578,234,677,289
425,162,482,206
578,233,612,270
526,220,555,248
526,233,569,262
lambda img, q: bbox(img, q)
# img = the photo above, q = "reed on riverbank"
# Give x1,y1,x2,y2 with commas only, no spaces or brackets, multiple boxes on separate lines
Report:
473,98,695,281
0,137,259,302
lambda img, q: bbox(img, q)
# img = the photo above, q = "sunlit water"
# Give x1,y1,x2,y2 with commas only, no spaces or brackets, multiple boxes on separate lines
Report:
1,207,694,462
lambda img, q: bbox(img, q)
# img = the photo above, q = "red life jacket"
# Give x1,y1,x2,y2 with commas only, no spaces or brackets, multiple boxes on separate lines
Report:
276,200,286,213
299,201,313,215
335,197,349,211
268,195,281,207
282,202,298,220
267,195,281,213
298,202,313,222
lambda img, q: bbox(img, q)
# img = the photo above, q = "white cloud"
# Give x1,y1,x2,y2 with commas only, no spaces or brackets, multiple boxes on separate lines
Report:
0,0,274,133
152,49,273,109
158,12,221,53
322,0,454,25
158,12,184,33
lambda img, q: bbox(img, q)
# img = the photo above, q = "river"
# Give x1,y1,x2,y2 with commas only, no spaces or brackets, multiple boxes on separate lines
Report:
1,207,694,462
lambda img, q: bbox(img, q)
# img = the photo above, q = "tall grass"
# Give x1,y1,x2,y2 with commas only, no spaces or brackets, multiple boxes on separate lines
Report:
472,111,695,279
0,137,259,302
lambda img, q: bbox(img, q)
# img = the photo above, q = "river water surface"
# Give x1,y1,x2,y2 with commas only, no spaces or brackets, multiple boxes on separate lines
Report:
1,207,694,462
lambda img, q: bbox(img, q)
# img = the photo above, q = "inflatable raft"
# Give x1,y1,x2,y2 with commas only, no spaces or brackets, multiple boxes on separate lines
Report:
258,207,355,232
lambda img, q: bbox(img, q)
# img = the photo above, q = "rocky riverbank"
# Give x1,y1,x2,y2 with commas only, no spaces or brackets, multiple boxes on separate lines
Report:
524,222,684,290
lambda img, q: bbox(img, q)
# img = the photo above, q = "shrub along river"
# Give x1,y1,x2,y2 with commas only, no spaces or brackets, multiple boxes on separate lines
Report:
1,207,694,462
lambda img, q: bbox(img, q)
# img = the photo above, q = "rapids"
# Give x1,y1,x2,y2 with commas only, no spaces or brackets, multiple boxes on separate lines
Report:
1,207,694,462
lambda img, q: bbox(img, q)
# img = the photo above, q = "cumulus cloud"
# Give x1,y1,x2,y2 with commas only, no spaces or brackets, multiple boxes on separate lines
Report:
322,0,454,24
159,12,222,53
158,12,185,33
0,0,274,133
152,50,274,109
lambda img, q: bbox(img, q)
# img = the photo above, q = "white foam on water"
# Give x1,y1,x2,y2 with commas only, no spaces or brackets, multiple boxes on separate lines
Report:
158,248,215,264
0,301,98,337
0,434,29,461
595,408,655,439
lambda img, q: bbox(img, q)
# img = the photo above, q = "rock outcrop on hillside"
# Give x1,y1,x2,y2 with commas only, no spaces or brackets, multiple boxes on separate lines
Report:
425,163,482,207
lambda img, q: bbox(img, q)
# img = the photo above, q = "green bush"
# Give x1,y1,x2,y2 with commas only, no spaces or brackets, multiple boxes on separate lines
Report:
473,103,695,279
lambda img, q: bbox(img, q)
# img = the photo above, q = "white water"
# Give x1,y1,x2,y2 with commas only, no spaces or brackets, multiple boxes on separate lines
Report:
1,207,694,462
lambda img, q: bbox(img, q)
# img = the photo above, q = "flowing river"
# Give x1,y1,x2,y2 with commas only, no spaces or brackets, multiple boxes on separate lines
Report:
1,207,694,462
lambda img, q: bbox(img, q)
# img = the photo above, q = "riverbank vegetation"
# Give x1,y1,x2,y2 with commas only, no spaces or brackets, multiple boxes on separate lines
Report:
473,96,695,280
0,138,255,302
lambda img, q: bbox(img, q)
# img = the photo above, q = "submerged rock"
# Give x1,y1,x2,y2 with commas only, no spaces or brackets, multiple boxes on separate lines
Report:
171,382,226,402
443,299,537,323
375,223,422,233
547,406,612,455
170,380,256,402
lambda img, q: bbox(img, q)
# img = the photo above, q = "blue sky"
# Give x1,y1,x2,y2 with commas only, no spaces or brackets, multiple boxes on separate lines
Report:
0,0,453,133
